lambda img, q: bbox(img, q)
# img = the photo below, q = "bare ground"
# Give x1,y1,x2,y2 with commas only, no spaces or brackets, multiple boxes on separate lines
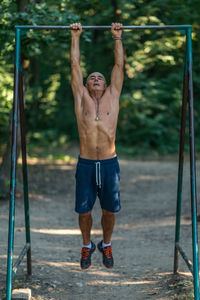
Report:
0,155,197,299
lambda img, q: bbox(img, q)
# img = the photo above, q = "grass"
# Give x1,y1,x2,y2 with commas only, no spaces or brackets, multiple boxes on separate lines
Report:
167,274,194,300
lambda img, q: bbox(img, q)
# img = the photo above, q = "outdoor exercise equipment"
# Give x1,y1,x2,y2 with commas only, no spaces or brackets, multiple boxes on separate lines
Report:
6,25,199,299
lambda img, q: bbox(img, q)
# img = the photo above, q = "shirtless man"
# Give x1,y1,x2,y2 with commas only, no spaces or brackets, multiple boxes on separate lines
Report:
70,22,124,269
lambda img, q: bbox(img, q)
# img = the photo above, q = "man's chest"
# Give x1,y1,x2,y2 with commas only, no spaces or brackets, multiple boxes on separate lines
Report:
79,95,118,122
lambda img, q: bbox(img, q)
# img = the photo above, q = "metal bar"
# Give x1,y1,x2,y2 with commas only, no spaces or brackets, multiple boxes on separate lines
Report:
12,243,30,276
6,28,21,300
15,25,192,30
175,243,193,274
187,27,200,300
18,71,32,276
7,21,196,299
173,33,189,274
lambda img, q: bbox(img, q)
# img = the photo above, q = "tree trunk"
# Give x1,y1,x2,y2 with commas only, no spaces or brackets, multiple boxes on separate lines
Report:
0,107,22,197
0,0,29,199
16,0,29,12
111,0,122,22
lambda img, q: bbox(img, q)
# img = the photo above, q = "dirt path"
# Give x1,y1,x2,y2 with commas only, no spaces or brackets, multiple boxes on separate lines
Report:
0,157,196,299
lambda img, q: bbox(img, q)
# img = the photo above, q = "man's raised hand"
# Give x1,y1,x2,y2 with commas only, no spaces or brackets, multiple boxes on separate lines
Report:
70,23,82,38
111,23,123,38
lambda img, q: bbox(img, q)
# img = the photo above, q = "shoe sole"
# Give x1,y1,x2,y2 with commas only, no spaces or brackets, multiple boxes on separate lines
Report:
81,266,90,270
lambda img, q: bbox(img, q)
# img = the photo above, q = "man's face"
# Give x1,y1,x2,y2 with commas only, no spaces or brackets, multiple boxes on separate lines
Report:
86,72,107,93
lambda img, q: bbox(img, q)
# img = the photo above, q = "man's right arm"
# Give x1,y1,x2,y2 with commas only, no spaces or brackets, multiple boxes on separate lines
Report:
70,23,84,107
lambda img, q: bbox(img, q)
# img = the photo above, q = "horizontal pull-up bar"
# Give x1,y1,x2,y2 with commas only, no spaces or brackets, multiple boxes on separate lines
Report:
15,25,191,30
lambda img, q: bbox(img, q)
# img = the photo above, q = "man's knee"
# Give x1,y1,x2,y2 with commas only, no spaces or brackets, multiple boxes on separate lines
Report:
79,210,92,218
102,209,114,216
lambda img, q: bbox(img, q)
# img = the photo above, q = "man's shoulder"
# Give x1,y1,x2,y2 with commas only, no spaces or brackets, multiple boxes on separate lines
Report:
106,85,121,100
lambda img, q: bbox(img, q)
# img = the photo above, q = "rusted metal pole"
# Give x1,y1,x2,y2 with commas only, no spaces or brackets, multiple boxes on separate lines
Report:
18,71,32,276
173,33,189,274
6,28,21,300
187,27,199,300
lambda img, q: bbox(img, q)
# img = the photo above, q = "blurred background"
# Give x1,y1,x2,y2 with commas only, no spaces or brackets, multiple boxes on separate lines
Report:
0,0,200,197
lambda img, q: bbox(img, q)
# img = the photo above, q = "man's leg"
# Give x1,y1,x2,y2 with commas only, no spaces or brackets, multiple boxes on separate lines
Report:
79,210,96,269
98,209,115,268
98,157,120,268
101,209,115,244
79,210,92,245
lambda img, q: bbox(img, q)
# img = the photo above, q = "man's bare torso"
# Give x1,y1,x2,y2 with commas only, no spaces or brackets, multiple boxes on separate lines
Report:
75,87,119,160
70,23,124,160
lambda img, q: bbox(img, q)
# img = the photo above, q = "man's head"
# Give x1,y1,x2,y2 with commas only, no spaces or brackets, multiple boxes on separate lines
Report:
86,72,107,94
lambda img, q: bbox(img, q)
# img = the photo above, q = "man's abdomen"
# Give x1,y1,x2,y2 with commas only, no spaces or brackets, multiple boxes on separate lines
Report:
79,126,116,160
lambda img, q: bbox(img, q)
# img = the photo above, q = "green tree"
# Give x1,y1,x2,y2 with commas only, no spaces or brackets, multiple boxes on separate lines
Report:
0,0,200,198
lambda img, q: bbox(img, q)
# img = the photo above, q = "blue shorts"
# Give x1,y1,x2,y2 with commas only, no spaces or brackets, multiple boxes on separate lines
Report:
75,156,121,214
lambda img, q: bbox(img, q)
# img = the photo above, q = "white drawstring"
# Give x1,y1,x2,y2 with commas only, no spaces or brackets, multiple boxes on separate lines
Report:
95,162,101,188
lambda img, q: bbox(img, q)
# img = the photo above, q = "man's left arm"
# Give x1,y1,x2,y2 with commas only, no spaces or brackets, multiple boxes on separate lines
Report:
109,23,124,97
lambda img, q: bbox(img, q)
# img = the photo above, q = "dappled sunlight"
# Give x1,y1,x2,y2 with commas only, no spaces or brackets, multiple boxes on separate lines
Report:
33,260,161,287
178,271,192,277
31,228,102,235
32,245,79,251
130,174,175,183
18,156,77,166
37,261,80,268
0,217,191,237
45,165,75,170
34,261,124,278
88,280,158,286
0,255,18,259
29,193,52,202
116,218,191,230
157,271,192,278
88,270,120,277
0,154,195,299
30,216,47,221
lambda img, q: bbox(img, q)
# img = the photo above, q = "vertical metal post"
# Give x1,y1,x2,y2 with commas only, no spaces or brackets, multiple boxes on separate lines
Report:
18,72,32,275
174,31,189,273
6,28,21,300
187,27,200,300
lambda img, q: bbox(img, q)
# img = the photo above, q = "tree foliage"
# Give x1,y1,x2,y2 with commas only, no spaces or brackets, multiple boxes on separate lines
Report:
0,0,200,154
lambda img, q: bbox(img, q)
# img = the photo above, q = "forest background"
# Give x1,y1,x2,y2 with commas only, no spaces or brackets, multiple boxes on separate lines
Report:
0,0,200,196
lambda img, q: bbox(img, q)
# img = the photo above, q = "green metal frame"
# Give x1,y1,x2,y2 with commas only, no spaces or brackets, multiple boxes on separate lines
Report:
6,25,199,300
174,27,199,299
6,28,31,300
